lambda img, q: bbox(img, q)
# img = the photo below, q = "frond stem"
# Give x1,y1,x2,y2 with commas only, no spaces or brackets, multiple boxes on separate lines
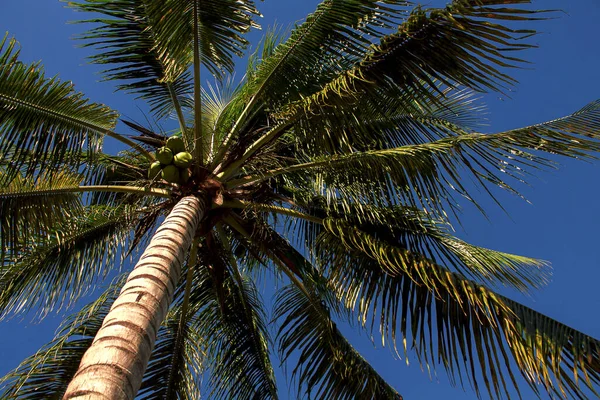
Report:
218,120,294,179
167,82,189,146
218,199,323,225
225,136,497,188
0,185,172,198
193,0,204,165
222,214,313,301
0,93,154,160
212,8,324,170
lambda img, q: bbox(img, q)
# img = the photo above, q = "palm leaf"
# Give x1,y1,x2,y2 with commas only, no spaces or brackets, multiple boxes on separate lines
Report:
246,0,411,110
68,0,194,119
258,100,600,217
244,223,402,399
233,0,549,162
315,221,600,399
192,241,278,400
344,87,486,149
0,170,83,262
141,0,261,80
273,199,549,293
281,0,546,123
0,34,118,183
0,205,142,319
215,0,412,169
275,283,403,400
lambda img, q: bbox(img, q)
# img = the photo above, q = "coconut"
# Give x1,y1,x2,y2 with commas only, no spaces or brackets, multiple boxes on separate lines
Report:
173,151,193,168
161,164,180,184
148,161,162,179
166,136,186,153
180,168,191,184
156,147,174,165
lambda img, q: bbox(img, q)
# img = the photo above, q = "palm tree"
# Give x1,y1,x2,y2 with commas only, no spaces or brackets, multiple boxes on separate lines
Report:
1,0,599,398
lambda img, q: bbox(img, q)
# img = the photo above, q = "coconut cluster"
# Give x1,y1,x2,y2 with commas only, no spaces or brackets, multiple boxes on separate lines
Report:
148,136,193,184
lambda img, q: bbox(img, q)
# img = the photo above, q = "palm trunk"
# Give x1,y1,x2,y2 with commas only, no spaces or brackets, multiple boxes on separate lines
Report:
63,195,206,400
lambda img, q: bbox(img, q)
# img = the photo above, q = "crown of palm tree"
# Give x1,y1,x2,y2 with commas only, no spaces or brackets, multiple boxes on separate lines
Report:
1,0,600,399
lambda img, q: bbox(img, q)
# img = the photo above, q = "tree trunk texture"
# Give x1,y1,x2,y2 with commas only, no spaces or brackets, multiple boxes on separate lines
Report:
63,195,206,400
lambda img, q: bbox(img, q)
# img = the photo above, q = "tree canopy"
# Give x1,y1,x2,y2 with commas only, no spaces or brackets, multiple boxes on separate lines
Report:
1,0,600,399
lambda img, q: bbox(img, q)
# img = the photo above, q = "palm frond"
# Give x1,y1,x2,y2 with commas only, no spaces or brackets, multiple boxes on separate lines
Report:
315,223,600,399
238,222,403,400
275,199,549,293
84,150,155,205
0,34,118,183
234,0,549,162
0,205,141,319
142,0,261,80
67,0,194,119
215,0,412,169
351,87,486,148
275,283,403,400
0,275,125,399
0,170,83,261
193,241,278,400
201,77,247,162
280,0,547,125
246,0,411,110
287,86,486,156
263,100,600,217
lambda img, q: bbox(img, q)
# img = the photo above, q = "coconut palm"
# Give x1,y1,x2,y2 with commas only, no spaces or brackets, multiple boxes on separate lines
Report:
1,0,600,399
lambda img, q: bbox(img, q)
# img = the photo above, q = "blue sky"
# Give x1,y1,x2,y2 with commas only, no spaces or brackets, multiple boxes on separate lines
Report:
1,1,599,398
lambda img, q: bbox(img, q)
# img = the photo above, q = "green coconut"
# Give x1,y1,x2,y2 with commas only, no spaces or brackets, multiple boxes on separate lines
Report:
166,136,186,153
156,147,174,165
148,161,162,179
180,168,191,184
161,164,180,184
173,151,193,168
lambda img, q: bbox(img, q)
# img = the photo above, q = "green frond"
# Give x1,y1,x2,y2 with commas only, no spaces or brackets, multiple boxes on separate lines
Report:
315,225,600,399
0,275,125,399
141,0,261,80
288,86,486,156
192,243,278,400
262,100,600,217
354,88,486,147
280,0,546,125
201,77,246,162
222,215,401,399
238,0,549,161
86,153,144,199
246,0,411,110
67,0,194,119
0,34,119,183
138,305,203,400
245,25,288,81
216,226,278,398
274,283,402,399
223,87,485,186
0,205,141,319
82,150,172,205
0,170,83,261
215,0,413,171
276,198,549,293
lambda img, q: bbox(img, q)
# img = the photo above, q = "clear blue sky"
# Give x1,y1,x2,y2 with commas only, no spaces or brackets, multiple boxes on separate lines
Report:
1,1,599,399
